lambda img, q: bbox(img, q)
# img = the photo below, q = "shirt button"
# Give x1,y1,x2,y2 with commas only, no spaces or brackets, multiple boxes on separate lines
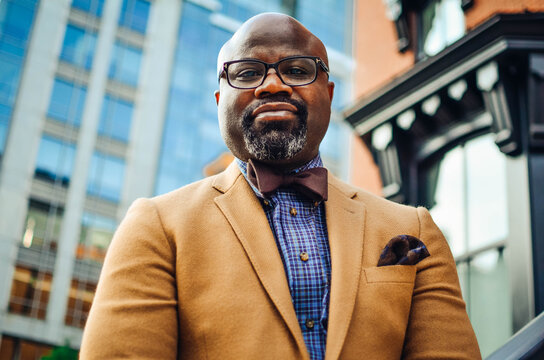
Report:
300,252,309,262
263,199,270,206
305,319,315,329
290,207,297,216
314,201,319,207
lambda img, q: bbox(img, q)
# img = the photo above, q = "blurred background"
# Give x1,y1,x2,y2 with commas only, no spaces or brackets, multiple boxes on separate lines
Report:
0,0,543,359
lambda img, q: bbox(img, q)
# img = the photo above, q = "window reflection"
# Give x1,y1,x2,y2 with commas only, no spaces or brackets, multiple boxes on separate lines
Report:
461,249,512,357
34,135,76,186
218,0,284,22
465,136,508,250
0,56,22,104
428,132,511,356
87,151,126,202
154,3,230,195
421,0,465,57
78,212,116,263
60,24,97,69
421,0,465,56
47,78,87,126
9,200,63,320
0,104,10,155
118,0,150,34
71,0,105,17
108,41,142,87
99,95,133,142
429,146,465,256
297,0,352,54
0,0,38,154
0,0,36,42
21,200,64,251
65,212,117,328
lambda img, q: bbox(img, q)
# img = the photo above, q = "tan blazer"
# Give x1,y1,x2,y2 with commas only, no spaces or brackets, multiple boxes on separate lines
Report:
81,162,481,359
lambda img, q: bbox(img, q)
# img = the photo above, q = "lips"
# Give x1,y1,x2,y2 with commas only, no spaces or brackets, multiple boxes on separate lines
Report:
251,102,298,122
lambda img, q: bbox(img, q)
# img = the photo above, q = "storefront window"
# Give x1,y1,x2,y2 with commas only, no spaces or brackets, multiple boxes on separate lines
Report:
428,132,511,357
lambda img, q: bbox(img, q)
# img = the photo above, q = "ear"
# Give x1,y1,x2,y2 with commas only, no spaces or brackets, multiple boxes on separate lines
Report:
327,81,335,102
214,90,220,105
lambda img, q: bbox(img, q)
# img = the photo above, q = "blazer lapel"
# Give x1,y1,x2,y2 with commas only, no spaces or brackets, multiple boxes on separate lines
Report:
212,163,308,359
325,176,366,360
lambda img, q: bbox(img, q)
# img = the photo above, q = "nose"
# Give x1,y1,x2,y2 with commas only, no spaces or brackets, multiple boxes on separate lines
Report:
254,69,293,98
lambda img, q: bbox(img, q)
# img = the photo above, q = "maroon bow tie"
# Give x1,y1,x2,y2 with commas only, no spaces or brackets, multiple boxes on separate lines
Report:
247,159,328,201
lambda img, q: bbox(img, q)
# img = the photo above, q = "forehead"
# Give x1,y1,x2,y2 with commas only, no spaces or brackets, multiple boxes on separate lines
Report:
221,19,326,63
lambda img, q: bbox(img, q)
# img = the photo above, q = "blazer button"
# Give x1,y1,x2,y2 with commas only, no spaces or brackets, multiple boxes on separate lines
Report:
305,319,315,329
300,252,309,262
290,207,297,216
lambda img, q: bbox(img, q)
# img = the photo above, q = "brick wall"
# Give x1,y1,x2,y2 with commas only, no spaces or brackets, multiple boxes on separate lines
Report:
465,0,544,29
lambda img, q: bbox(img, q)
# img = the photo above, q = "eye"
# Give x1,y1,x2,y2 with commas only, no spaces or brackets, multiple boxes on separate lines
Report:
237,69,262,78
283,67,309,76
229,63,264,82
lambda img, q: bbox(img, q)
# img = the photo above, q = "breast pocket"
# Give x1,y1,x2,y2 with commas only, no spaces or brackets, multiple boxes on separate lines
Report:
345,265,417,355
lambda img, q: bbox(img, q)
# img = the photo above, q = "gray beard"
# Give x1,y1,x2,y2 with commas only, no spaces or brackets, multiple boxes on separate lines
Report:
243,124,307,161
241,97,308,161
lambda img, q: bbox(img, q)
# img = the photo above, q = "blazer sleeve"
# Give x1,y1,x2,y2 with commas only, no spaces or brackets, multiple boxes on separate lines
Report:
80,198,178,359
402,207,481,359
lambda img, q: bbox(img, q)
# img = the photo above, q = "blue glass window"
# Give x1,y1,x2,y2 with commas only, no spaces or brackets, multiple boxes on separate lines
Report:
47,78,87,126
79,211,117,262
87,152,125,202
0,56,21,105
217,0,284,22
71,0,105,17
0,0,39,155
0,120,9,156
0,104,12,152
118,0,150,34
0,0,37,47
154,3,231,195
60,24,97,69
34,135,76,186
108,41,142,86
296,0,352,54
98,95,133,142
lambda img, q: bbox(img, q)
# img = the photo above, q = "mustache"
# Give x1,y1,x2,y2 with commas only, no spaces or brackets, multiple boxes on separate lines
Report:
242,96,307,124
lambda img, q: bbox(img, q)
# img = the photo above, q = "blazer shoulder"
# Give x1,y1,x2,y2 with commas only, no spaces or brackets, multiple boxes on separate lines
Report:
329,175,417,215
133,162,246,227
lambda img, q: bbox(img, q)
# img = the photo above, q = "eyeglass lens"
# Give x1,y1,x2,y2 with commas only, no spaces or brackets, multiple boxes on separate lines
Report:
227,58,317,88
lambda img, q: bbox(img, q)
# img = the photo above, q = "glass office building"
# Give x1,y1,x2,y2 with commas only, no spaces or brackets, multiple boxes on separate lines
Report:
0,0,354,355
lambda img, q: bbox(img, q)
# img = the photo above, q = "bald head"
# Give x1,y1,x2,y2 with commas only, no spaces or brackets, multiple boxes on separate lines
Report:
217,13,329,76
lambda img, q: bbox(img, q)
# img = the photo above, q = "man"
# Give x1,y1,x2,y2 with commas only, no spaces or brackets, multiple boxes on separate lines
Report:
81,13,480,360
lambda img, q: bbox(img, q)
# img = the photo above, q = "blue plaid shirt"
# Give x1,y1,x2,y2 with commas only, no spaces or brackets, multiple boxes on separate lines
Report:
237,156,331,360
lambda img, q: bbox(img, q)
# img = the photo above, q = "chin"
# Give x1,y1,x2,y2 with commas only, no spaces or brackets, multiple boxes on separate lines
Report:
244,131,306,161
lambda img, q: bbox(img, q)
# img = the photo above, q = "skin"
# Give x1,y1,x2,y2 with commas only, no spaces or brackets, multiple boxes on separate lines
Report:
215,13,334,171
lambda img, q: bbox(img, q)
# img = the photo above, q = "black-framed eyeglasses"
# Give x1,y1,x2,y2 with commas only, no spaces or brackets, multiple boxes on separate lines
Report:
218,55,330,89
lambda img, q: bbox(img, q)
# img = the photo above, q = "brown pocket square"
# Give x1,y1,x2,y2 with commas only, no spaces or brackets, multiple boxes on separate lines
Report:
377,235,430,267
